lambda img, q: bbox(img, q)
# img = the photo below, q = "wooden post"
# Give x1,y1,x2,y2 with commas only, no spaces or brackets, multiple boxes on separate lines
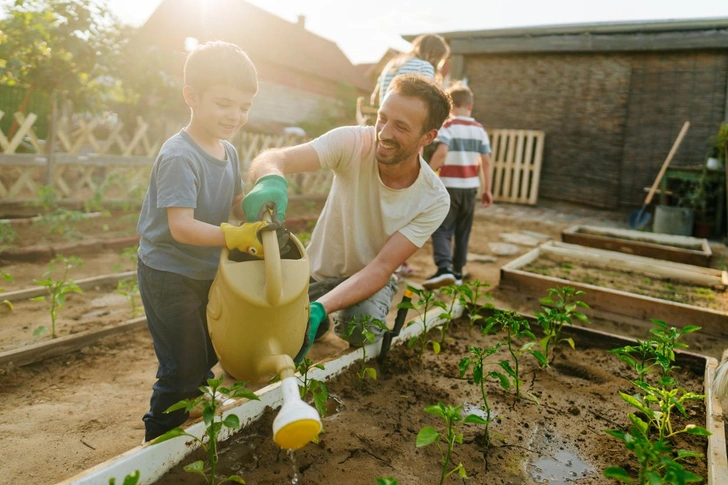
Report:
44,91,58,186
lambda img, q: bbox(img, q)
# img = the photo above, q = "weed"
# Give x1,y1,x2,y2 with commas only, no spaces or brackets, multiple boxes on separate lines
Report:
458,342,509,446
343,315,389,388
416,403,485,485
295,357,329,417
31,255,83,338
116,277,141,317
399,286,445,361
154,377,259,485
0,222,16,245
534,286,589,366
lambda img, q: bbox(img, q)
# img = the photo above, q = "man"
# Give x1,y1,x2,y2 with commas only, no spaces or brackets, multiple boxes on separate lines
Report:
242,74,452,357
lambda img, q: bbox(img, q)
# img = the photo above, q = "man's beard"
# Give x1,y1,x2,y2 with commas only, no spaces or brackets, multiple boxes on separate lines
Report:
375,138,413,166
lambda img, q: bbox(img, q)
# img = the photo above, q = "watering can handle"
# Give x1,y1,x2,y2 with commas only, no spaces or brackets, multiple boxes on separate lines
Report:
261,209,282,306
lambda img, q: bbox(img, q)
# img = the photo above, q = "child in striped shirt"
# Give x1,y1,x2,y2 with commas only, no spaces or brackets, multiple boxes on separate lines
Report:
424,81,493,289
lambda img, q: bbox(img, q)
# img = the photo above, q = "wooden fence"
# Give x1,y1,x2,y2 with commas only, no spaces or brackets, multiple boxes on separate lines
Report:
0,110,331,203
489,129,545,205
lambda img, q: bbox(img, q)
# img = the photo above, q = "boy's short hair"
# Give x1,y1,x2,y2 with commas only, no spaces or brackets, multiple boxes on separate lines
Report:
447,81,473,108
387,74,452,134
184,41,258,95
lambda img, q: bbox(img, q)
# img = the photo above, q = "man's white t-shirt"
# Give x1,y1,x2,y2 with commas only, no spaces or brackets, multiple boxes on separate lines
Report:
307,126,450,281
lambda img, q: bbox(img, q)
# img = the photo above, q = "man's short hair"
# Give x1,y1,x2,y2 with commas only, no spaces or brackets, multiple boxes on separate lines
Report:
448,81,473,108
387,74,452,133
184,41,258,95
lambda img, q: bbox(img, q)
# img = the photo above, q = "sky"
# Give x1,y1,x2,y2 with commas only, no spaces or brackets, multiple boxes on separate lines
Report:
108,0,728,65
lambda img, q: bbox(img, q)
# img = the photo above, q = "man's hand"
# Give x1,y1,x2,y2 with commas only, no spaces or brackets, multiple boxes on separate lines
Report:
242,174,288,221
481,190,493,208
220,221,270,258
294,302,327,363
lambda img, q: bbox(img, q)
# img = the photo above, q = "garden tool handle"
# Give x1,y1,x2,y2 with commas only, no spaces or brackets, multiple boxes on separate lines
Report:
261,209,282,306
644,121,690,206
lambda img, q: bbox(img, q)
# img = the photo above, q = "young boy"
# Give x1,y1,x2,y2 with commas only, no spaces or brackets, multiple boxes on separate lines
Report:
137,41,264,442
423,81,493,290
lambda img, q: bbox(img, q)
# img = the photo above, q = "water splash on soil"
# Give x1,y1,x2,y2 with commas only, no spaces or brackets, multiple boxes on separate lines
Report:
461,402,496,420
529,449,593,484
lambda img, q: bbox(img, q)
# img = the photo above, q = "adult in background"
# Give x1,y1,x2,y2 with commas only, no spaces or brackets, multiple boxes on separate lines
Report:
242,74,452,359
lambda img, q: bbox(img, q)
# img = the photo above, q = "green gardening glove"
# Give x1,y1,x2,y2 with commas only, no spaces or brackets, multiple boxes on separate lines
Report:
294,302,327,364
242,174,288,222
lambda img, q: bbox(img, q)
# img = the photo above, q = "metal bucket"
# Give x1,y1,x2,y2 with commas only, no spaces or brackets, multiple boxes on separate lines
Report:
653,205,694,236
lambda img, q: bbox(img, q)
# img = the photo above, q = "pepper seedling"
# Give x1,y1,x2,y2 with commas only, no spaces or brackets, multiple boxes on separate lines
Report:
31,255,83,338
399,286,445,361
343,315,389,388
534,286,589,366
295,356,329,417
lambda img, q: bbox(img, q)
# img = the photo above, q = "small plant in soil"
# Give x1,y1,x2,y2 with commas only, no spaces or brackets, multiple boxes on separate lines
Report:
648,319,701,385
295,356,329,417
113,245,139,272
32,186,85,240
154,377,260,485
0,222,16,245
416,402,486,485
534,286,590,366
459,280,492,334
116,277,141,317
375,479,398,485
31,255,83,338
437,283,463,344
343,314,389,388
485,310,543,402
458,341,509,447
399,286,445,361
108,471,140,485
1,269,13,310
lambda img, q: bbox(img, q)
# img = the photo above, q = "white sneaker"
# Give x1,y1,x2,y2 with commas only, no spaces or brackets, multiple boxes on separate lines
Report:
423,269,456,290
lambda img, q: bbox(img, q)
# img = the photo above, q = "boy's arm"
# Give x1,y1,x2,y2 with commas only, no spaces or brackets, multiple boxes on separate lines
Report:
429,143,449,171
167,207,226,246
316,232,418,315
231,192,245,221
480,153,493,208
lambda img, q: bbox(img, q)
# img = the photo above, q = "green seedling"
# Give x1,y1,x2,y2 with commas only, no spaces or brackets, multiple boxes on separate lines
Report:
416,402,486,485
116,277,141,317
108,471,140,485
437,283,463,344
0,222,16,245
485,310,543,402
649,319,701,384
31,255,83,338
343,315,389,388
459,280,492,334
604,416,704,485
399,286,445,361
375,479,398,485
535,286,589,366
154,377,259,485
113,245,139,272
610,340,662,385
1,269,13,310
296,356,329,417
621,381,709,442
458,342,509,446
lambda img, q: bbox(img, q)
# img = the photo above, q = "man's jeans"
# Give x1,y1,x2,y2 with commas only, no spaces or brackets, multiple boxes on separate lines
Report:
137,260,217,442
432,187,477,274
308,275,398,347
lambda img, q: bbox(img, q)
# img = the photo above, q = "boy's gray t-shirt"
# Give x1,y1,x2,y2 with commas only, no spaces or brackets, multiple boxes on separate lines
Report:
137,130,243,280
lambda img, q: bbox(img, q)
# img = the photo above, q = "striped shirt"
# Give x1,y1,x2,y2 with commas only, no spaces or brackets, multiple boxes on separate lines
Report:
436,116,491,189
377,57,435,104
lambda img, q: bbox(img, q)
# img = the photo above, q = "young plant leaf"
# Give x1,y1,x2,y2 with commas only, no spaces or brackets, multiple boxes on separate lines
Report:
415,426,439,447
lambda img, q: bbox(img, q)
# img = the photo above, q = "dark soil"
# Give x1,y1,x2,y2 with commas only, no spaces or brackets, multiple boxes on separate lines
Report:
157,318,709,485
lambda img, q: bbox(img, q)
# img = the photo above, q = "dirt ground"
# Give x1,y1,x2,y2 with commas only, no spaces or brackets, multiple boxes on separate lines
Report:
1,200,726,484
157,317,709,485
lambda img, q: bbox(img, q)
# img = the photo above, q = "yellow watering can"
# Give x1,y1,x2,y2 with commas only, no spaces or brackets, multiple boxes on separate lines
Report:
206,215,322,450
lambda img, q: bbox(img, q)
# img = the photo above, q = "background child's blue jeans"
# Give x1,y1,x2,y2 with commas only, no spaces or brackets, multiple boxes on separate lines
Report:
137,260,217,441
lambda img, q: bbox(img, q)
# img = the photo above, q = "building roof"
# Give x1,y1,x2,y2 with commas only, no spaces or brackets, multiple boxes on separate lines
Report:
404,18,728,54
136,0,371,91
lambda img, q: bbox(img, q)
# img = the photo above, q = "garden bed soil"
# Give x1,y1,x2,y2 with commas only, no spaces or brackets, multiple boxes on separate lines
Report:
157,318,710,485
523,253,728,313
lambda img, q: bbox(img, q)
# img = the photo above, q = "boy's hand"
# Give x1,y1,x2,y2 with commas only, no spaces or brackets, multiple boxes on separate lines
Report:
220,221,271,258
294,302,327,363
481,190,493,208
242,174,288,221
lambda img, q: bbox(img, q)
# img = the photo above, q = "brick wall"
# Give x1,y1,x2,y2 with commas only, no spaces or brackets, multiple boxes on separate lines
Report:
465,50,728,208
248,80,343,127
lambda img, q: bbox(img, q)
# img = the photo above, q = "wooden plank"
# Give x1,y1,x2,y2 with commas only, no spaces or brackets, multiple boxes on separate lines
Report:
0,317,147,367
490,131,503,197
511,130,525,202
519,131,535,204
528,131,545,204
5,112,38,154
501,131,517,202
562,225,712,266
704,358,728,485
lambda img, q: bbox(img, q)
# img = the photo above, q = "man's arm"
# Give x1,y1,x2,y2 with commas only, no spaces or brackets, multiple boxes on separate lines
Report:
429,143,449,171
167,207,226,246
480,153,493,208
316,232,418,315
249,144,321,182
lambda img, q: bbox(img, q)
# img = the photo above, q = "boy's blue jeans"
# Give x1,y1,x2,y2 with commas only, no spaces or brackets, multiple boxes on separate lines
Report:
137,260,217,442
432,187,477,274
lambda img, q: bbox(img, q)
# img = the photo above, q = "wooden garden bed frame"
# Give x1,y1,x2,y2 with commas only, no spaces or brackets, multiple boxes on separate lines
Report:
500,241,728,338
562,225,712,266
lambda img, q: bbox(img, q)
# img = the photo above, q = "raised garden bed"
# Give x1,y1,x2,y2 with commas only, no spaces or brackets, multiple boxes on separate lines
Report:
500,242,728,339
59,305,727,485
562,225,712,267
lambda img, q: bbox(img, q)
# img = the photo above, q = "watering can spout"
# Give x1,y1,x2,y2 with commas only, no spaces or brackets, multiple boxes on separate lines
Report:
261,212,282,306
